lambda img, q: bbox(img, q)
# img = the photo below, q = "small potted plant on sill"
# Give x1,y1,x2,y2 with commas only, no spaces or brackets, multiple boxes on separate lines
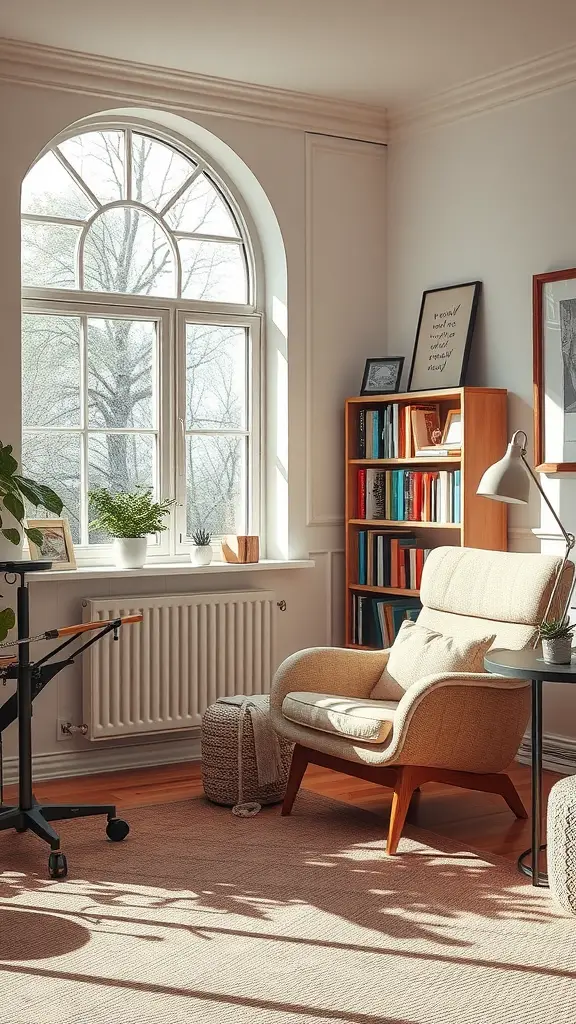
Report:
539,617,576,665
190,528,212,567
88,488,175,569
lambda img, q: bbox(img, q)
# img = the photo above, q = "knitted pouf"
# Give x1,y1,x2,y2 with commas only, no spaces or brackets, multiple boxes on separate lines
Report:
201,694,293,811
547,774,576,915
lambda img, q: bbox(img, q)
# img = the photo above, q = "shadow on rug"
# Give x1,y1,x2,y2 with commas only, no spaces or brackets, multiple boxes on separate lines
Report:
0,790,574,1023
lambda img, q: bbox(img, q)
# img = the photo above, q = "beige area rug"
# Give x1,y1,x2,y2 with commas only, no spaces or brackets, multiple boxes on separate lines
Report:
0,793,575,1024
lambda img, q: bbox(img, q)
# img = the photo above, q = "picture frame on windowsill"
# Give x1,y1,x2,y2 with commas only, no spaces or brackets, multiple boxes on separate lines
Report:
26,518,77,570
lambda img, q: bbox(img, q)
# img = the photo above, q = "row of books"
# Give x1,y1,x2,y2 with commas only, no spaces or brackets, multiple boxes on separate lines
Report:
357,530,431,589
357,468,461,524
351,594,421,648
357,403,460,459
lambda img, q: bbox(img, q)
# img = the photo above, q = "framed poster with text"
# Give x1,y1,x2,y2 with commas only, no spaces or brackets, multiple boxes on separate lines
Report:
407,281,482,391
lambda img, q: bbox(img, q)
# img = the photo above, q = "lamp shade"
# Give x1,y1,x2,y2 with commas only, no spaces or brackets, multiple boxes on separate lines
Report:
476,437,530,504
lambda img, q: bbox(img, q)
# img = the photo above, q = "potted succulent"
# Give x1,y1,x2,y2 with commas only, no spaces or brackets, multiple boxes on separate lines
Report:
0,441,63,640
89,488,175,569
539,618,576,665
190,528,212,567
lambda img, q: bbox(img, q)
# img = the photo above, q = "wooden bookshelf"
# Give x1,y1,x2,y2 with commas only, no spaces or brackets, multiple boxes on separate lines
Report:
345,386,507,648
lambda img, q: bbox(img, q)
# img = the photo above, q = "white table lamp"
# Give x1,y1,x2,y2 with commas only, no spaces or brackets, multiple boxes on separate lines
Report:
477,429,575,624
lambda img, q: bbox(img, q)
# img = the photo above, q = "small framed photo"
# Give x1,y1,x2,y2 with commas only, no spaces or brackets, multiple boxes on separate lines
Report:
441,409,462,447
407,281,482,391
26,518,77,570
360,357,404,395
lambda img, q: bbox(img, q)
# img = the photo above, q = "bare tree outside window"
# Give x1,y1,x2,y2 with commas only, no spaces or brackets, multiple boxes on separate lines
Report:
21,126,256,551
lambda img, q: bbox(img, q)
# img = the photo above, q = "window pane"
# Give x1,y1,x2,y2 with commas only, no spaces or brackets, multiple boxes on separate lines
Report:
88,433,154,496
22,431,81,543
165,172,239,236
88,318,156,429
21,151,96,220
132,133,195,211
179,240,247,302
58,131,125,205
186,324,246,430
22,220,79,289
88,431,155,542
186,434,246,536
22,313,81,428
83,207,176,296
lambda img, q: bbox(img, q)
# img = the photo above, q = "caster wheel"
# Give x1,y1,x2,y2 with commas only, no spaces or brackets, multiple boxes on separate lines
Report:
106,817,129,842
48,852,68,879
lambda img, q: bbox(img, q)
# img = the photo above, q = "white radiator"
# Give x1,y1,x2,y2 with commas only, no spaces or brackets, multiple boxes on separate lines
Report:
82,590,276,740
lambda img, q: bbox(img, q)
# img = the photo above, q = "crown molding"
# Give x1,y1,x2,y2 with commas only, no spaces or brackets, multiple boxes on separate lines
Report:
0,37,388,144
389,41,576,138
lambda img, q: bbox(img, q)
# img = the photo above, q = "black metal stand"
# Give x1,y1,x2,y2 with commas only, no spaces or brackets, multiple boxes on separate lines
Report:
0,561,129,879
518,678,548,887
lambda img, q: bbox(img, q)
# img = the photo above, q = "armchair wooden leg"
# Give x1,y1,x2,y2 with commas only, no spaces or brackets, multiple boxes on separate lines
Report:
387,766,421,855
492,773,528,819
281,744,309,816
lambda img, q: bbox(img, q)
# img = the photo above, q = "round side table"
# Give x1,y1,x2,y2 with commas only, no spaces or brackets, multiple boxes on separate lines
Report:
484,647,576,887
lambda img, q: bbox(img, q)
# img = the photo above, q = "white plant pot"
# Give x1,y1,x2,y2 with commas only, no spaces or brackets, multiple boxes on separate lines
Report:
542,636,573,665
113,536,148,570
190,544,212,567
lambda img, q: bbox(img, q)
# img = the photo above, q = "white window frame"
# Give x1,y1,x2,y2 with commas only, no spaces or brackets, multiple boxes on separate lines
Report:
21,119,263,566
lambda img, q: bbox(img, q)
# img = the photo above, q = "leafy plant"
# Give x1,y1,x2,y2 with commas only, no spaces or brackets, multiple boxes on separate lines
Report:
538,617,576,641
88,488,175,539
0,441,63,642
191,528,212,546
0,442,63,550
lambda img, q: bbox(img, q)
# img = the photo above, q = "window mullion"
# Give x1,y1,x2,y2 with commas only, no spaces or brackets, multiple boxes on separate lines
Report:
125,129,132,201
80,314,89,546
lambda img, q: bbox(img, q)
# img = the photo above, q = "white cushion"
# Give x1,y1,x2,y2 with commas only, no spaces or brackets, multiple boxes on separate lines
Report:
282,691,397,744
371,619,496,700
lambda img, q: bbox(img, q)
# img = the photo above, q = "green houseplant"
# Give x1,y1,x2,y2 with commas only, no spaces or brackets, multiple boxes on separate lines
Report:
190,528,212,567
538,617,576,665
0,442,63,641
88,488,175,569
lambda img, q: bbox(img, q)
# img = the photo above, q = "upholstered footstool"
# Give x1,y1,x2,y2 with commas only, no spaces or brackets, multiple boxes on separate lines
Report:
547,774,576,914
201,695,293,814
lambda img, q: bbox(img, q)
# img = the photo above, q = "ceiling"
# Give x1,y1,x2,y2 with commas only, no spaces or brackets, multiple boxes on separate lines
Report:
2,0,576,110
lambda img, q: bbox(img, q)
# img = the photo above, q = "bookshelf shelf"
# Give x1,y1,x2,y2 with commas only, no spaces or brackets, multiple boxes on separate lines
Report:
348,518,462,529
345,386,508,649
350,584,420,597
349,457,461,466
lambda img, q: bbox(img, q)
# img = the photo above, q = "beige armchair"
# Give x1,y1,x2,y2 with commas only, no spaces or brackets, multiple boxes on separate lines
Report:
270,546,573,854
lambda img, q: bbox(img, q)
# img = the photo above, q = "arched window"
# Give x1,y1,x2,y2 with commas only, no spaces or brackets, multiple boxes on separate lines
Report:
21,123,259,557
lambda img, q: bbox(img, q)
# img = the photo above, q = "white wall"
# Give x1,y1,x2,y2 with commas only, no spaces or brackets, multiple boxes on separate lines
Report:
387,85,576,755
0,78,387,780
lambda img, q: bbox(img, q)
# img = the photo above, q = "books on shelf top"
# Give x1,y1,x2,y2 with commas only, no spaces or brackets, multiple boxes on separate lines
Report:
357,401,460,460
414,447,461,458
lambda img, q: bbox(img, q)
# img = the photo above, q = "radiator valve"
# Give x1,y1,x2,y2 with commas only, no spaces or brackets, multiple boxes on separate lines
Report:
60,722,88,737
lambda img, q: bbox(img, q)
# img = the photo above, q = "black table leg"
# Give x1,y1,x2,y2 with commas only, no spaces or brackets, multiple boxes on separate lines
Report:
518,677,548,887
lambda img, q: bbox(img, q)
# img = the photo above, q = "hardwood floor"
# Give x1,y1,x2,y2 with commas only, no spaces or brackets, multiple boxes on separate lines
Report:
2,759,561,864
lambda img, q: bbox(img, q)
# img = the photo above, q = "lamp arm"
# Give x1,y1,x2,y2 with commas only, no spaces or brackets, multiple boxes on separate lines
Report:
519,450,576,625
520,453,575,551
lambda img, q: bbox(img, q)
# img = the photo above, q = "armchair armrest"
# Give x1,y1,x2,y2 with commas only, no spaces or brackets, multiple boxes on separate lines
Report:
270,646,391,717
385,671,531,774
